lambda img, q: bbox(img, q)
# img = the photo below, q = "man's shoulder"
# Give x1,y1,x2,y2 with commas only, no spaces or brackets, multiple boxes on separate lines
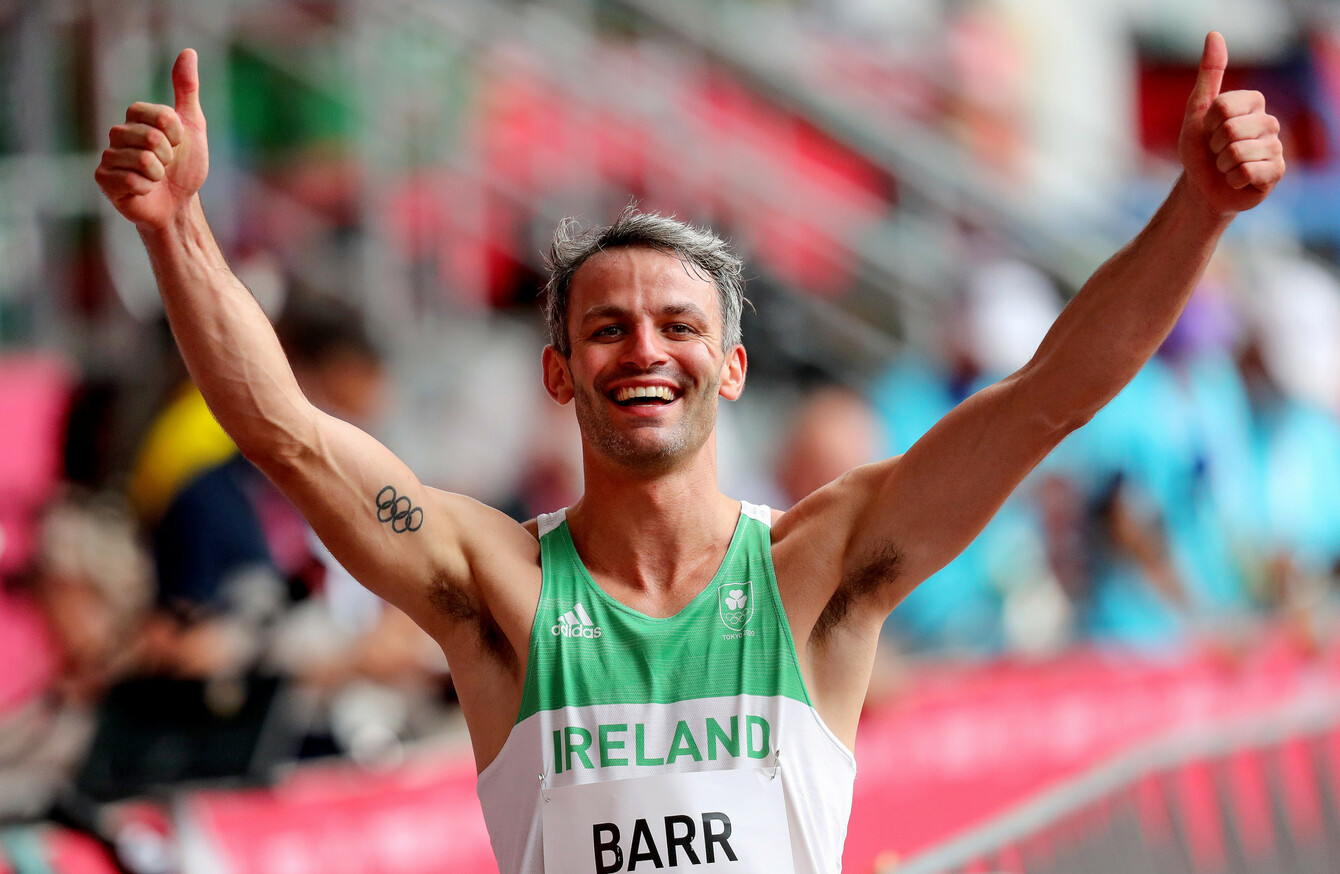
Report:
769,459,894,543
418,488,544,577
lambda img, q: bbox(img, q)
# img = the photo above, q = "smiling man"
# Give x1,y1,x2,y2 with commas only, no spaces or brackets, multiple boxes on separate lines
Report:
97,33,1283,874
543,235,745,473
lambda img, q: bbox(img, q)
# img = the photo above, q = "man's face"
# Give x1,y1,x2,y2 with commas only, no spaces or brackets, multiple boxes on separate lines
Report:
543,247,745,472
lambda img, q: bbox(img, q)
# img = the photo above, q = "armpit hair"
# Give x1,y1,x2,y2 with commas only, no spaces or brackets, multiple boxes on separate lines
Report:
812,542,903,642
427,573,517,670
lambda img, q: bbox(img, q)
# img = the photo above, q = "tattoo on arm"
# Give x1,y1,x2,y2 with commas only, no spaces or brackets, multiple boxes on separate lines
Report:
375,485,423,533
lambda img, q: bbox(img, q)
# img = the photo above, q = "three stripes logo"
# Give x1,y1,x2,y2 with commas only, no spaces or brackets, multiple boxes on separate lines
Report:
551,601,603,639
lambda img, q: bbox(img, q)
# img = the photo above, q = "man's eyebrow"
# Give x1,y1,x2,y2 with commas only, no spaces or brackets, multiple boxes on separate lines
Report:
579,304,630,324
578,302,710,323
660,303,710,321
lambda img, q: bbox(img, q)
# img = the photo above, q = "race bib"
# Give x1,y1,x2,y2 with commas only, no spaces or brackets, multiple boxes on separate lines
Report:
541,767,795,873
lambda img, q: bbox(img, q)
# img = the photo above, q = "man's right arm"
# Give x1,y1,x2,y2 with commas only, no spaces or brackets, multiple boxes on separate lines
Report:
136,193,477,619
95,51,533,649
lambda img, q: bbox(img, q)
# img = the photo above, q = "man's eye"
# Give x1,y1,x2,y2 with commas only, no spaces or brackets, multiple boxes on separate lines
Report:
594,325,623,338
667,323,694,334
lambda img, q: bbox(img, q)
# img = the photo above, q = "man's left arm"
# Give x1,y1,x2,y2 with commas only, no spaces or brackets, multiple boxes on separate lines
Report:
779,32,1284,628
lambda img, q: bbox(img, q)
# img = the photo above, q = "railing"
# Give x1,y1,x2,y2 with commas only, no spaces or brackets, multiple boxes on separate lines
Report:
892,693,1340,874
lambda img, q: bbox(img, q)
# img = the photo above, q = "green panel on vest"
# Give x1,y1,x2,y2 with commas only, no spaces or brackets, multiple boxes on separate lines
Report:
517,509,811,723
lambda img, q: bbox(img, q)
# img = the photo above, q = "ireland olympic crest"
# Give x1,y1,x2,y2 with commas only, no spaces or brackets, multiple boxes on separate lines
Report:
718,581,753,631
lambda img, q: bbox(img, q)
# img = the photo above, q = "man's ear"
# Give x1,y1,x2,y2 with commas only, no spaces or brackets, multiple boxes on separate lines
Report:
542,345,574,404
719,344,747,401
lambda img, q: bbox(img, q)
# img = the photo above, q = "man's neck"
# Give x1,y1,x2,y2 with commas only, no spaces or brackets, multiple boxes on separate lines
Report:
566,449,739,606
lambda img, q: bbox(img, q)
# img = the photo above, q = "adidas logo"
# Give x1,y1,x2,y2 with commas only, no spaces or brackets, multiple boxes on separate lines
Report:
551,601,603,639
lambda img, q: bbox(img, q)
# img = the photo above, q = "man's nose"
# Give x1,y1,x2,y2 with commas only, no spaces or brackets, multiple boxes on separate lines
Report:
621,324,669,368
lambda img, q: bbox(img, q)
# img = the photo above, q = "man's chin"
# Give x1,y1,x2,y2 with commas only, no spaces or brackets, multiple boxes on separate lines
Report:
589,429,697,472
576,400,712,471
608,438,681,468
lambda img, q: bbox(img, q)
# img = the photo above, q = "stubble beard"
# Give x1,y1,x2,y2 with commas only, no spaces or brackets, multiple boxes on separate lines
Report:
573,373,719,474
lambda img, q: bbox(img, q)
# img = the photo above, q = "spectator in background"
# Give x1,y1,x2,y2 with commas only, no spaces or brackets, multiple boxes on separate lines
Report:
141,292,449,763
775,385,884,507
1043,257,1340,651
1230,255,1340,640
773,385,910,706
0,492,152,822
501,398,585,523
124,374,237,525
871,257,1063,654
1034,469,1191,649
125,254,288,523
1145,277,1255,624
1043,282,1244,649
268,293,453,758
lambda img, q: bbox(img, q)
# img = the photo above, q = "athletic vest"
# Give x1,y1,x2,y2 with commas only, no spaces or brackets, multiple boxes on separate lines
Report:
476,502,856,873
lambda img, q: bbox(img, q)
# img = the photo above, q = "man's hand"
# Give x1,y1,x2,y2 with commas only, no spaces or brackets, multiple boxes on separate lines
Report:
95,49,209,229
1179,31,1285,215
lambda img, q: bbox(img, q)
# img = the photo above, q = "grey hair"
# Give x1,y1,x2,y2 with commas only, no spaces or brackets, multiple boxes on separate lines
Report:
543,206,746,357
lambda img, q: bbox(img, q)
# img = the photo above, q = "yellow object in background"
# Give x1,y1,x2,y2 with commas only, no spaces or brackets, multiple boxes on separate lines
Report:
128,384,237,521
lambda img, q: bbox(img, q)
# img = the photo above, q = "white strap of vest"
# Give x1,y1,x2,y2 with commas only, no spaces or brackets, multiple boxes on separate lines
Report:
739,500,773,528
537,507,569,538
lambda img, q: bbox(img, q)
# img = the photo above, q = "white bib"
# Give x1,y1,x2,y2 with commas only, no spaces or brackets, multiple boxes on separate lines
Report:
541,768,795,873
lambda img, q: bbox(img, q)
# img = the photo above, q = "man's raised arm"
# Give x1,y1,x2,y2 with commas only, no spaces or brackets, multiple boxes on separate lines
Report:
94,50,484,624
780,32,1285,628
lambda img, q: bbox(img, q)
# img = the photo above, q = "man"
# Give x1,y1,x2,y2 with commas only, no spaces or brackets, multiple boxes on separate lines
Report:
96,32,1283,873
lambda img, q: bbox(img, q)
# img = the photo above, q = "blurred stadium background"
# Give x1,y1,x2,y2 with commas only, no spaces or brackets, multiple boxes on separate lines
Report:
4,0,1340,872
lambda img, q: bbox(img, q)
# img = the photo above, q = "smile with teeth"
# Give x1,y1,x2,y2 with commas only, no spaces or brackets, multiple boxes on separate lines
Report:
612,385,678,405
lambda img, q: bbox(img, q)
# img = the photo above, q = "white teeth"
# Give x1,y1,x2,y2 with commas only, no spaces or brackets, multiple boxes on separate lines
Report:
614,386,676,402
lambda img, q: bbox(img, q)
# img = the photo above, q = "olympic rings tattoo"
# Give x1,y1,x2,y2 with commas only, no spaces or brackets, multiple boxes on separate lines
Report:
375,485,423,533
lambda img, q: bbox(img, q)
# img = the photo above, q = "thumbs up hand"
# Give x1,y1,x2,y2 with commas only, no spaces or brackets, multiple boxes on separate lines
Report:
1178,32,1285,215
96,49,210,229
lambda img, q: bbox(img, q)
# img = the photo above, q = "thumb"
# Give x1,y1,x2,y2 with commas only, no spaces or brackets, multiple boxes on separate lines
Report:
1187,31,1226,114
172,48,204,122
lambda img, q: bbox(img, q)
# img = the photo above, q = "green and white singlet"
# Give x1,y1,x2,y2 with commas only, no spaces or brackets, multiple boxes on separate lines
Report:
476,502,857,873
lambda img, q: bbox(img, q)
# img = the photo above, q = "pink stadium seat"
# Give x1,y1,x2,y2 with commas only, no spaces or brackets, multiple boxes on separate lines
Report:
0,353,74,575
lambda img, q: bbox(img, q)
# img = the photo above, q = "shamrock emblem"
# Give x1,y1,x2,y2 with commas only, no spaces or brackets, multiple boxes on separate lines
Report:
718,582,753,631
